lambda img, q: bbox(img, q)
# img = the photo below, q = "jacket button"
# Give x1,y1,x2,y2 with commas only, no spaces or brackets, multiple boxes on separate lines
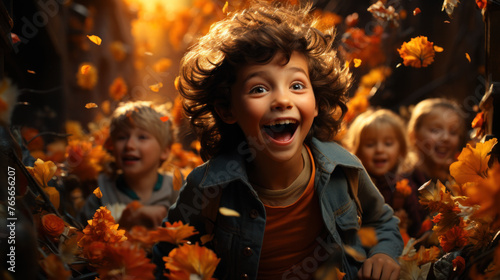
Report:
243,247,253,256
249,209,258,219
241,274,249,280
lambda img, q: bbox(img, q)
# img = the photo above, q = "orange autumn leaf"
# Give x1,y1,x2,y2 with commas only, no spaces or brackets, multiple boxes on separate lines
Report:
395,179,412,197
97,241,156,280
153,58,172,73
27,69,36,74
41,213,65,237
418,180,456,213
93,187,103,198
413,8,421,16
353,58,362,68
26,158,57,187
434,45,444,52
438,225,468,252
126,225,156,247
77,63,98,90
85,103,98,109
160,116,170,122
222,1,229,14
476,0,487,10
127,200,142,210
449,138,498,184
397,36,435,68
109,41,127,61
40,254,71,280
471,111,485,128
344,245,366,261
164,242,220,280
79,206,127,249
358,227,378,247
87,35,102,45
109,77,128,101
466,163,500,228
150,221,198,245
44,186,61,209
149,82,163,92
200,234,214,245
466,52,471,62
452,256,466,275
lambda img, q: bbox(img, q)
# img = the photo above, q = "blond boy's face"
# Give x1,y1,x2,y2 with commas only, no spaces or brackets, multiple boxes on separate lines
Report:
113,126,168,177
219,51,318,165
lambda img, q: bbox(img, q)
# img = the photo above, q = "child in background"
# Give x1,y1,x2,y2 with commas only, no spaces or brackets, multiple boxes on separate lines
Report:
406,98,467,229
344,109,422,238
153,2,402,280
79,101,179,229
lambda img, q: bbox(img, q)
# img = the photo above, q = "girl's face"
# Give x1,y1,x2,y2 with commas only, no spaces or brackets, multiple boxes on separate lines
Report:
413,109,462,167
357,123,401,177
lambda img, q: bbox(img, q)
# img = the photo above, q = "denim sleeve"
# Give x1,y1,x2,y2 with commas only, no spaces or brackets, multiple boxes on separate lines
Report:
357,168,404,260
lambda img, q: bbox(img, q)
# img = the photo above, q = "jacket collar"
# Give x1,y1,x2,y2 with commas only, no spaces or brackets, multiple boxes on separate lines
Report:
199,138,364,188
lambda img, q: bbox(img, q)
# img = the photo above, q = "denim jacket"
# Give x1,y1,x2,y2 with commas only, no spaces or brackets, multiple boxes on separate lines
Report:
153,138,403,280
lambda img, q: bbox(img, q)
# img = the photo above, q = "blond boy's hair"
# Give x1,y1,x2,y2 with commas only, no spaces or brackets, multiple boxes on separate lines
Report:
110,101,174,150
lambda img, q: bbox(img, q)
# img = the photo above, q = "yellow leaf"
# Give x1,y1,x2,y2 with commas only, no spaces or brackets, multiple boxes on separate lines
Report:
222,1,229,14
358,227,378,247
44,186,60,209
149,82,163,92
449,138,498,184
219,207,240,217
26,158,57,187
87,35,102,45
353,58,362,68
465,53,471,62
172,167,183,191
85,103,98,109
397,36,435,68
93,187,103,198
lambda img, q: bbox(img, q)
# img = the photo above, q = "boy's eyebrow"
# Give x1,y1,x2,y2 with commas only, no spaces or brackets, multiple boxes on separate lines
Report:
241,67,309,84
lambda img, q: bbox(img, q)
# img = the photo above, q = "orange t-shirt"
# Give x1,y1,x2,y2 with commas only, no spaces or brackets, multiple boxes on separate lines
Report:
257,147,326,279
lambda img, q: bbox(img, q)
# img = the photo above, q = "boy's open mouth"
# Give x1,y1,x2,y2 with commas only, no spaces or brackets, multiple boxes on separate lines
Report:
263,120,298,142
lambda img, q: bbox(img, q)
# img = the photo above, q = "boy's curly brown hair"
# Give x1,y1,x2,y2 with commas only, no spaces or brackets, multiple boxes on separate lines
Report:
178,1,351,160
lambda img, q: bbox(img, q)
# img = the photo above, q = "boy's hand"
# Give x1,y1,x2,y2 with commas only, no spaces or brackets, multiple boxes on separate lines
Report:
357,253,400,280
119,205,167,229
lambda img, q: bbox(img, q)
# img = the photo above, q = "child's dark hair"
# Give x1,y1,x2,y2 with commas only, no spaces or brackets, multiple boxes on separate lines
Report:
178,1,351,160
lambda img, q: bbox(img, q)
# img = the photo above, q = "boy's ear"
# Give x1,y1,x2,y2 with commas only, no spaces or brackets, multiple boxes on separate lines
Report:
160,147,170,162
214,102,237,124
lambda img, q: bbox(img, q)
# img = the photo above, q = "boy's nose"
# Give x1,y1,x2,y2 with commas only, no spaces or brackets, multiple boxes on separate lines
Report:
125,137,136,149
271,89,293,111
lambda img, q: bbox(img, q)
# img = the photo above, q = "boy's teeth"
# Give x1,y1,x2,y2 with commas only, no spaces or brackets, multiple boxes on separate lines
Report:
268,120,296,126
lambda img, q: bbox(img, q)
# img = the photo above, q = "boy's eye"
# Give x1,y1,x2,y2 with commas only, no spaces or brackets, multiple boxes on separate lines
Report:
249,86,267,94
290,82,305,91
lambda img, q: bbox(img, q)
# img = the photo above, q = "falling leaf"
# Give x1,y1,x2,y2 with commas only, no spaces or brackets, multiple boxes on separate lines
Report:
367,1,400,27
442,0,460,18
219,207,240,217
476,0,487,10
27,70,36,74
11,33,20,44
200,234,214,245
87,35,102,45
465,53,471,62
471,111,485,128
413,8,421,16
77,63,98,90
173,167,183,191
344,245,366,261
85,103,98,109
353,58,362,68
149,82,163,92
444,20,451,23
93,187,103,198
434,45,444,52
449,138,498,184
222,1,229,14
160,116,170,122
397,36,436,68
153,58,172,73
396,63,402,68
358,227,378,247
396,179,412,197
109,77,128,101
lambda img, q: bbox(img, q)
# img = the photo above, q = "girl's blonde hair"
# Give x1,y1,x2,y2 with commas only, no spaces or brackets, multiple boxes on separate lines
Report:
344,109,413,174
407,98,467,149
110,101,174,150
